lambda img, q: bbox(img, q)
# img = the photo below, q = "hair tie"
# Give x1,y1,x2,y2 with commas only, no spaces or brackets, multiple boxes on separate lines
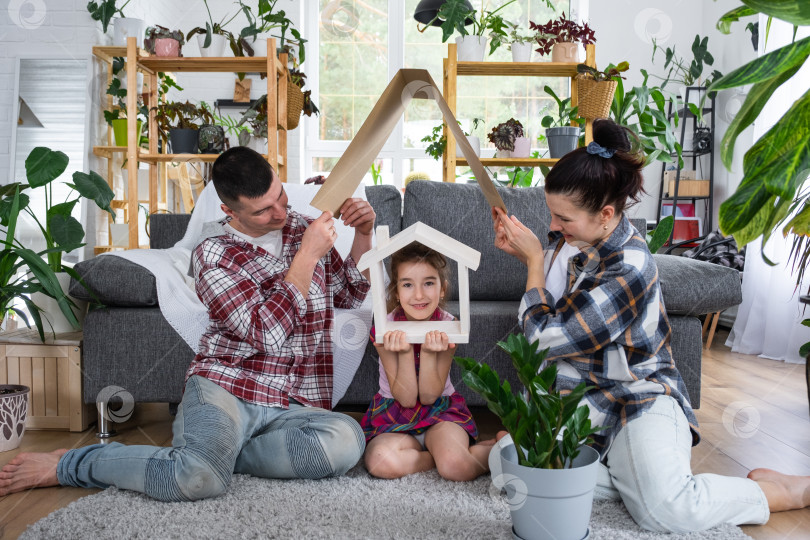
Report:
586,141,616,159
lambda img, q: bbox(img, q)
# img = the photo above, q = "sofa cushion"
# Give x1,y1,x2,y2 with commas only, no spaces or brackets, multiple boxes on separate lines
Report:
365,185,402,236
402,181,550,302
654,254,742,316
70,256,158,305
150,214,192,249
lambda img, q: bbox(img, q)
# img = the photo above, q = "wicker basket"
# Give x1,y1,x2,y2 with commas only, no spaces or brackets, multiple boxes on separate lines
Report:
286,82,304,130
577,78,618,119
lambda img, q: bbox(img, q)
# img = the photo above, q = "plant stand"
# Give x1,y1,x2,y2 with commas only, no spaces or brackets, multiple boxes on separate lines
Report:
0,329,93,432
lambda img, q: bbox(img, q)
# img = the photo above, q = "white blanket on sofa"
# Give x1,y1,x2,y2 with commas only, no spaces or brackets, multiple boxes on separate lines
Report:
107,181,374,407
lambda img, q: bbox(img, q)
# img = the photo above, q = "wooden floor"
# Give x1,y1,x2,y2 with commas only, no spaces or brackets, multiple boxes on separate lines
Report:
1,328,809,539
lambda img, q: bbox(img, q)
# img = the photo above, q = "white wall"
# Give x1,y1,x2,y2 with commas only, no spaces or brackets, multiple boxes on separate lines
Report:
589,0,756,225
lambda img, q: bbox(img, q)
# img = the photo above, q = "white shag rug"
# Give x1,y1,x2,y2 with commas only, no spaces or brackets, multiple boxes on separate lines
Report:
22,466,751,540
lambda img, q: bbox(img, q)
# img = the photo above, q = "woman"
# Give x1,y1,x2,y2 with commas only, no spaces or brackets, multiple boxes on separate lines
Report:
492,118,810,533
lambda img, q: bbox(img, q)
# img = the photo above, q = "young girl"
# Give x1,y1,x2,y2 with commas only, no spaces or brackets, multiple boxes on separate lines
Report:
493,118,810,532
360,242,494,481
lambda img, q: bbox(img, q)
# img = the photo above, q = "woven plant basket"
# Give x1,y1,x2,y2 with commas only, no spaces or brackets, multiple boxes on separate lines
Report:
577,78,618,119
286,83,304,130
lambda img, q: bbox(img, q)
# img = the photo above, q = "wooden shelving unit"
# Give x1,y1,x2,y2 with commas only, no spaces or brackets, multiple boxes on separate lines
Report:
92,37,289,251
442,43,596,182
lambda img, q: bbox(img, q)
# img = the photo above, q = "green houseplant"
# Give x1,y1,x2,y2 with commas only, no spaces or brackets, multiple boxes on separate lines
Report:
456,333,601,540
237,0,307,61
575,61,629,119
421,118,482,160
501,23,539,62
0,147,115,337
488,117,526,157
187,0,240,57
153,100,215,154
541,85,583,158
87,0,143,48
651,34,724,110
144,25,185,57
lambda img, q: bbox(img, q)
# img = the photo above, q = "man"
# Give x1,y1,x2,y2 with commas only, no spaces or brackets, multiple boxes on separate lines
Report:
0,147,376,501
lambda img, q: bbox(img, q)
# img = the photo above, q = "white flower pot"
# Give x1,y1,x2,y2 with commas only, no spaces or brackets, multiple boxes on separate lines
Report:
197,33,227,57
0,385,29,452
30,273,86,334
113,17,144,47
251,38,268,57
680,86,705,109
511,42,533,63
455,35,487,62
248,135,268,155
456,135,481,158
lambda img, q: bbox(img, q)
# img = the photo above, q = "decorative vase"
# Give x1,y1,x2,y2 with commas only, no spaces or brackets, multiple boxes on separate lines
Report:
154,38,181,57
512,136,531,158
112,118,143,147
455,35,487,62
546,126,580,158
30,273,86,334
169,128,199,154
489,434,599,540
198,124,225,154
551,42,579,63
113,17,144,47
511,42,533,63
197,33,227,57
0,385,30,453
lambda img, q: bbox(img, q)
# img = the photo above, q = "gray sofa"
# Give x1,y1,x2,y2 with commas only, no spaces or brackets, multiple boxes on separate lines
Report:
72,181,743,417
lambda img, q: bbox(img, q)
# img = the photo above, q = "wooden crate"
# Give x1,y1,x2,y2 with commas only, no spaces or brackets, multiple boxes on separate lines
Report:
668,179,710,197
0,329,94,432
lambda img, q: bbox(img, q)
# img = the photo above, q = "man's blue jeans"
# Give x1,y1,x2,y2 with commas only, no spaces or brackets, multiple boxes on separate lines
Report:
57,376,365,501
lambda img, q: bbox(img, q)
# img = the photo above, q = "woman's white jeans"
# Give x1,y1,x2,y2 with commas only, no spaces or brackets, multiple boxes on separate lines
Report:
595,396,769,533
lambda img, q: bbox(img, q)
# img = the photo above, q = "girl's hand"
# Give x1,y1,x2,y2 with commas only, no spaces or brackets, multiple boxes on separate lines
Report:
422,331,455,353
493,208,543,267
382,330,412,353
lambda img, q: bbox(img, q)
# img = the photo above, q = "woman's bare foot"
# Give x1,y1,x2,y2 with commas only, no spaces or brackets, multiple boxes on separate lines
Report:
495,430,509,442
748,468,810,512
0,449,68,496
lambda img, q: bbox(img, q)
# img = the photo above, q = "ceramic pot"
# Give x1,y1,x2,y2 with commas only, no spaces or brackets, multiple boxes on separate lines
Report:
456,135,481,158
512,136,531,158
546,126,580,158
455,35,487,62
113,18,144,47
511,42,533,62
489,434,599,540
30,273,86,333
197,33,227,57
169,128,199,154
0,385,30,452
112,118,143,147
551,42,579,63
155,38,181,57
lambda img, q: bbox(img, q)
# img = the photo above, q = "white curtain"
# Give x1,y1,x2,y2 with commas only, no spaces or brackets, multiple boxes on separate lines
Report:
726,20,810,365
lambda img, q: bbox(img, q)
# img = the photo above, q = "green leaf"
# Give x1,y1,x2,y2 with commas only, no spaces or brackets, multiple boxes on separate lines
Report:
717,6,759,34
0,192,29,227
783,200,810,237
48,214,85,249
741,0,810,27
25,147,69,188
647,216,674,253
14,248,80,328
720,64,802,170
709,36,810,92
72,171,116,219
799,340,810,358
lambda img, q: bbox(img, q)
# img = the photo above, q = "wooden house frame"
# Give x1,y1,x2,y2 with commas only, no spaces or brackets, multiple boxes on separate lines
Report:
357,223,481,344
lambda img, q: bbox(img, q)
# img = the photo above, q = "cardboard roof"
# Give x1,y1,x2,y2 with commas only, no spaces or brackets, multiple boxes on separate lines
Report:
310,69,506,215
356,223,481,273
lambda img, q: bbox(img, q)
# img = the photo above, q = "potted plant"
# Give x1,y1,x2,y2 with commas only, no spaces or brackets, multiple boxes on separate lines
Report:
541,85,582,158
287,67,319,130
0,148,115,336
103,58,148,147
488,118,526,158
422,118,483,160
417,0,516,62
651,34,723,109
237,0,307,61
197,102,226,154
86,0,144,47
530,12,595,63
504,23,538,63
153,100,215,154
144,25,186,57
187,0,240,57
236,96,269,153
0,384,30,452
575,61,629,119
456,333,601,540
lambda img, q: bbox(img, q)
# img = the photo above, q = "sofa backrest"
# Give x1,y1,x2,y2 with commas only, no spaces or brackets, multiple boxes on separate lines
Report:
402,181,551,302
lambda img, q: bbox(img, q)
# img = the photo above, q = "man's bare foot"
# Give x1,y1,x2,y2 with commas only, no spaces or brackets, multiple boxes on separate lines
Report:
0,449,68,496
748,468,810,512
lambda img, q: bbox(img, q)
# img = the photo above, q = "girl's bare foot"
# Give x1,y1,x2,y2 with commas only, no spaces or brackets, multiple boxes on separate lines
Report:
748,468,810,512
0,449,68,496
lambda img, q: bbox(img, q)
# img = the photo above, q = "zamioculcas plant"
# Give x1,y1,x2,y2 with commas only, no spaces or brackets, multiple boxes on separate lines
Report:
456,333,601,469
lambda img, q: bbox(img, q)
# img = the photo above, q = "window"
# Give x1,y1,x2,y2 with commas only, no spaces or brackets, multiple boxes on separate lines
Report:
306,0,567,187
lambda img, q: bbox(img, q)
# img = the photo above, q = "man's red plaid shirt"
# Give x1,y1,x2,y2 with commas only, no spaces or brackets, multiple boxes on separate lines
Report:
187,210,370,410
